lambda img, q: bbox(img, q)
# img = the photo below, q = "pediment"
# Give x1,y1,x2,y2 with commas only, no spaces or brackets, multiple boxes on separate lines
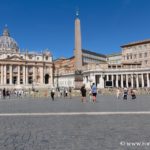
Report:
5,55,25,61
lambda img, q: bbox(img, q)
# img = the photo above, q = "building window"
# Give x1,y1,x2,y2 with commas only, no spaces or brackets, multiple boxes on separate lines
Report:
6,79,9,84
134,54,137,59
127,55,129,60
37,57,39,60
20,79,23,84
6,65,9,71
139,53,142,58
46,56,48,60
144,52,147,57
145,60,148,64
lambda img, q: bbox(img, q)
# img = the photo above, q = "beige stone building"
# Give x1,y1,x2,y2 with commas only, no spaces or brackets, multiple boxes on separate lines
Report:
0,27,53,89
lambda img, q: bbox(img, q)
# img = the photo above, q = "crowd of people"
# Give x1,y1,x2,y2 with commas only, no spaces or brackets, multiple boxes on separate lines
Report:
50,87,72,101
116,87,137,100
0,85,140,101
0,88,24,99
80,83,97,103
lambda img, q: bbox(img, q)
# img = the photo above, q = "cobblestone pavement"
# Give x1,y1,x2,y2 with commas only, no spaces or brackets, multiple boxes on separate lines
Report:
0,95,150,150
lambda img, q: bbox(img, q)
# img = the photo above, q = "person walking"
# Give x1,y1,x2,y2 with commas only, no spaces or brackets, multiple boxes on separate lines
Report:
116,88,121,99
69,87,72,99
91,83,97,102
123,87,128,100
51,89,55,101
2,88,6,99
130,89,136,100
80,84,86,103
89,89,92,102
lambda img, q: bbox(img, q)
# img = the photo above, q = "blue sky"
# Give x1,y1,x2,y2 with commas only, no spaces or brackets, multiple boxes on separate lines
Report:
0,0,150,59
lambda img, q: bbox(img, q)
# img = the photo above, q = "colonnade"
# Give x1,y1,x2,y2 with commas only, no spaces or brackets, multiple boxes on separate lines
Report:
104,73,150,88
84,72,150,88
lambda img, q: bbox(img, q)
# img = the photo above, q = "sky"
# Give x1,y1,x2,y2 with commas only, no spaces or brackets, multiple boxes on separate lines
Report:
0,0,150,59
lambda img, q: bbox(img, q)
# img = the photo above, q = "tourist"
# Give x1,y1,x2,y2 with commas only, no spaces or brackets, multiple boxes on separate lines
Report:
89,89,92,102
2,88,6,99
130,89,136,100
51,89,55,101
91,83,97,102
116,88,121,99
123,87,128,100
80,84,86,102
63,89,66,97
69,87,72,99
65,89,68,97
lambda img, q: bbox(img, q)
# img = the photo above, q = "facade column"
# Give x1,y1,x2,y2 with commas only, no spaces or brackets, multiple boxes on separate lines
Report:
100,75,104,88
106,74,108,81
26,66,28,84
1,65,3,85
40,67,44,84
23,65,25,85
9,65,12,85
147,73,150,87
131,74,134,88
121,74,123,88
112,75,114,87
17,65,20,84
116,74,118,87
126,74,128,88
136,74,139,88
3,65,6,85
33,66,35,83
50,67,53,86
141,74,144,88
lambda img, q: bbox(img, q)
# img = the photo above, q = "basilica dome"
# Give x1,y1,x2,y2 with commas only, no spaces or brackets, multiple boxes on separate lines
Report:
0,27,19,54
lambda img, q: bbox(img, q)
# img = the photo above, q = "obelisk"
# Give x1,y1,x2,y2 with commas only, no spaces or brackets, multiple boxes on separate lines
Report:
74,10,82,70
74,11,83,89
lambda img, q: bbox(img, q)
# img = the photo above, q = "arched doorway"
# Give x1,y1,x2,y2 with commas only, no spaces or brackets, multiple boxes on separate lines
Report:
45,74,49,84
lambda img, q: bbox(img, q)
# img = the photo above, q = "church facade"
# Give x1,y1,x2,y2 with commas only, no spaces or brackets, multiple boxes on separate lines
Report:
0,27,53,89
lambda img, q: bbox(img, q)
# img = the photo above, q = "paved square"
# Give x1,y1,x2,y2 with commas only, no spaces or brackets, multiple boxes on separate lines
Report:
0,95,150,150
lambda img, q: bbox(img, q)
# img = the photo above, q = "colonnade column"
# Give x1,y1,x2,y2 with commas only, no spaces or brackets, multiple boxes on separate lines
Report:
33,66,35,83
1,65,3,85
141,74,144,88
106,74,108,81
147,73,150,87
17,65,20,84
126,74,128,88
116,74,118,87
112,75,114,87
136,74,139,88
9,65,12,85
131,74,134,88
121,74,123,88
3,65,6,85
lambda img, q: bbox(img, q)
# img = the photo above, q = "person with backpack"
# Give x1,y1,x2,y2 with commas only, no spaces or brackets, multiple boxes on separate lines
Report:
80,84,86,103
91,83,97,102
